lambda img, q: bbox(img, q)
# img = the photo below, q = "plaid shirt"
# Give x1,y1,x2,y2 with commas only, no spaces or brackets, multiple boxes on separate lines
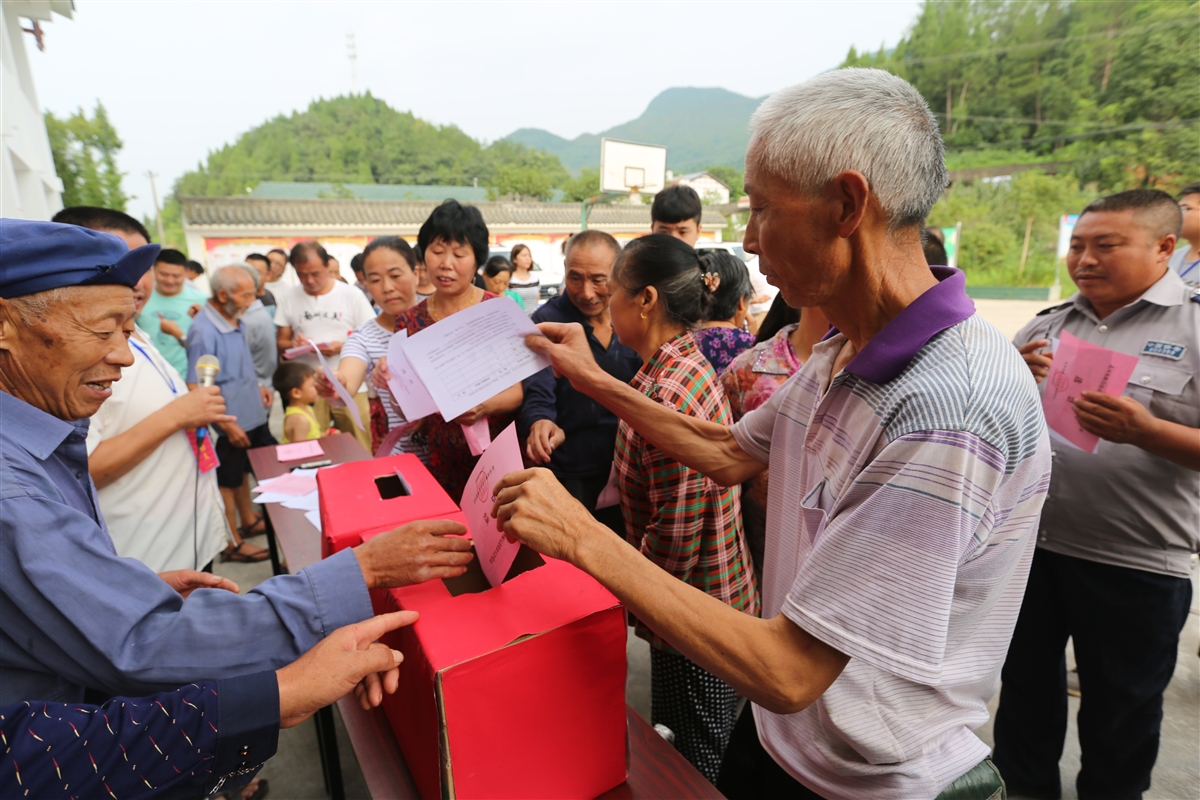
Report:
615,332,759,653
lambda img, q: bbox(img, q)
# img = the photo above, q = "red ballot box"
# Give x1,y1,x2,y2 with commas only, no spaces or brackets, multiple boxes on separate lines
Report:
366,545,628,800
316,454,463,557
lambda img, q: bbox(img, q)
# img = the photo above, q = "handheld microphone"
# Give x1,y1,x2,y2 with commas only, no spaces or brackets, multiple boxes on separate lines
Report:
195,354,220,442
196,354,220,387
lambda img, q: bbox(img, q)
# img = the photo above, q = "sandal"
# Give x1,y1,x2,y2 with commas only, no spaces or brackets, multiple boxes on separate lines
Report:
224,778,269,800
239,514,267,537
220,542,270,563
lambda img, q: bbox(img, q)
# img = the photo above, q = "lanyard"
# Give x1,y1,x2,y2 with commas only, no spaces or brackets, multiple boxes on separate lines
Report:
130,339,178,395
1180,258,1199,281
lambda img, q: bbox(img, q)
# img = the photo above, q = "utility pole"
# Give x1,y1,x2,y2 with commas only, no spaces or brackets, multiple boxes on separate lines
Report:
347,31,358,94
146,171,166,244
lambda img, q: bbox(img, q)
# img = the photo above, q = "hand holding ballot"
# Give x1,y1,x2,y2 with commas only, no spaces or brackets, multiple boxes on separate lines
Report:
523,321,611,391
491,466,593,564
1072,390,1160,447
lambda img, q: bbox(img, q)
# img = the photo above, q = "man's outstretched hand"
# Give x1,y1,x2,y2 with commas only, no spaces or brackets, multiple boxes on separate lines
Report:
526,322,606,390
353,519,475,589
276,611,419,728
490,467,594,563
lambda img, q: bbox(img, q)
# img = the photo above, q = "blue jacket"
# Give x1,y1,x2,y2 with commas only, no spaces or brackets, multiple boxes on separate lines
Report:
520,294,642,479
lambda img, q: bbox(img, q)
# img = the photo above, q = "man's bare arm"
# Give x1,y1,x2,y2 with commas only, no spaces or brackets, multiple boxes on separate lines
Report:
492,469,847,712
527,322,764,486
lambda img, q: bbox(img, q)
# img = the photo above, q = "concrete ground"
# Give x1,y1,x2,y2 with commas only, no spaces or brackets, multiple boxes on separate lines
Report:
220,299,1197,799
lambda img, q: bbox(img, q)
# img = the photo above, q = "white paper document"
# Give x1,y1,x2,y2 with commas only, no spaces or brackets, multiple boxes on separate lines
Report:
460,422,523,587
404,297,552,423
294,343,364,431
385,330,439,421
303,509,322,531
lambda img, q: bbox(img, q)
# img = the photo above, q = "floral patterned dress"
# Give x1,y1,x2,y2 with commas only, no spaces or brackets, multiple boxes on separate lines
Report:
392,293,515,500
692,326,758,375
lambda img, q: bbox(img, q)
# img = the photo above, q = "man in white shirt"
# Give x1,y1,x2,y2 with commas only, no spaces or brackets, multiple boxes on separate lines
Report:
50,207,236,572
274,241,374,449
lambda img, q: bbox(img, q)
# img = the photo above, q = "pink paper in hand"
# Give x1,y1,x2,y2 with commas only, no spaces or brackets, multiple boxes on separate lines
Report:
460,422,523,587
1041,330,1139,453
462,418,492,456
276,440,324,461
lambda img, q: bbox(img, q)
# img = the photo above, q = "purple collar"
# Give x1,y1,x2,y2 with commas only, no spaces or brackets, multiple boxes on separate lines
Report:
830,266,975,384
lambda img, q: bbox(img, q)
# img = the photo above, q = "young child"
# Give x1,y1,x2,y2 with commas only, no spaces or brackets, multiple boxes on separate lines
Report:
272,362,334,443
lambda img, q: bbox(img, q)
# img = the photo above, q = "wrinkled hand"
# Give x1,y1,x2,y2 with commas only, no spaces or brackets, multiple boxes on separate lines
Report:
222,421,252,449
353,519,474,589
158,569,239,599
1074,391,1158,446
491,468,590,563
371,356,392,391
276,611,419,728
526,419,566,464
169,386,236,430
157,313,184,341
526,322,606,389
260,385,274,408
1017,339,1054,383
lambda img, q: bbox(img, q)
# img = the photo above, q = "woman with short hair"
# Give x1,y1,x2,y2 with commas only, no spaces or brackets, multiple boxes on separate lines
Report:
388,201,523,499
609,233,758,782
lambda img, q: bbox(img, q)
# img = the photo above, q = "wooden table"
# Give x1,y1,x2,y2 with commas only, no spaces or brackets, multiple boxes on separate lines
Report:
248,438,724,800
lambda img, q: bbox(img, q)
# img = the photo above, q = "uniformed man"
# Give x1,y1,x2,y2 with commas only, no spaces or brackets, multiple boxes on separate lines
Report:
993,189,1200,800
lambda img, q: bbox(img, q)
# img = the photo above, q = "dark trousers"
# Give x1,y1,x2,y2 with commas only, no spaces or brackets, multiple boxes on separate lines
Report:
716,704,826,799
992,549,1192,800
557,472,624,536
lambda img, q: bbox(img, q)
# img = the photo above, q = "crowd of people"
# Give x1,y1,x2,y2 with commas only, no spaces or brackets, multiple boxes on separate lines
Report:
1,67,1196,800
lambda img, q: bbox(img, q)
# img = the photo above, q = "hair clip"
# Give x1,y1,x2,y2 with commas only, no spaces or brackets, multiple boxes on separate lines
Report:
702,272,721,293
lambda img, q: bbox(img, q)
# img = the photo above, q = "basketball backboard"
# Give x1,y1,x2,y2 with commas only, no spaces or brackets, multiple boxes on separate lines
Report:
600,138,667,195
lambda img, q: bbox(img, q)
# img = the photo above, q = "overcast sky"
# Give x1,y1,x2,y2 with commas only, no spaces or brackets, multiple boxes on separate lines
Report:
30,0,921,220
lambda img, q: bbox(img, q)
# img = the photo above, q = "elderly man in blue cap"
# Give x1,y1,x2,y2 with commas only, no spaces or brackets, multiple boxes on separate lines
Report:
0,220,474,710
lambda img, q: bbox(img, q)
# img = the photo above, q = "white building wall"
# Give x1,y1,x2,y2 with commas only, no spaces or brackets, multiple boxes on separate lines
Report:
677,175,730,205
1,2,70,220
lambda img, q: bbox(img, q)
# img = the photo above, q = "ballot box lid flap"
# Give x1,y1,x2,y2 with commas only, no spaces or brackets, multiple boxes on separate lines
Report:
388,557,621,670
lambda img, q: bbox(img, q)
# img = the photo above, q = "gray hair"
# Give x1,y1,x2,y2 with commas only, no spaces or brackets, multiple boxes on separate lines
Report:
210,264,258,297
749,68,948,229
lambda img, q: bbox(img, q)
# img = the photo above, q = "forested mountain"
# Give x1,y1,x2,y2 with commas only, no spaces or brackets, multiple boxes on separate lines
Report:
844,0,1197,188
505,87,763,174
174,94,568,200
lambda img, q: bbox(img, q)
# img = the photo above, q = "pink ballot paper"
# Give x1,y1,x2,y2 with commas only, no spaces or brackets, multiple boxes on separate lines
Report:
1042,330,1139,453
460,422,523,587
275,440,324,461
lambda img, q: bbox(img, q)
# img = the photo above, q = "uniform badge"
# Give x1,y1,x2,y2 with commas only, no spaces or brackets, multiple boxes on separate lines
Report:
1141,340,1186,360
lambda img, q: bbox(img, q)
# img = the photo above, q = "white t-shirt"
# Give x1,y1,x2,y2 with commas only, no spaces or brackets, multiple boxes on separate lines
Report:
273,281,375,383
746,256,779,315
85,329,229,573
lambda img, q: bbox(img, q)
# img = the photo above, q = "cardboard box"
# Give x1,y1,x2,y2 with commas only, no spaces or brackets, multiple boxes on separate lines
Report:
316,454,463,557
369,547,628,800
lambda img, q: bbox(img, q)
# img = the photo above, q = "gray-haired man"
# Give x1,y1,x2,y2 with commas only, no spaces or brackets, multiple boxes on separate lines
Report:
490,68,1051,799
186,265,276,561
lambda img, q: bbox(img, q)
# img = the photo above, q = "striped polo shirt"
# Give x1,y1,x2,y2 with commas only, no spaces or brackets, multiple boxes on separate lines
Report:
731,267,1052,798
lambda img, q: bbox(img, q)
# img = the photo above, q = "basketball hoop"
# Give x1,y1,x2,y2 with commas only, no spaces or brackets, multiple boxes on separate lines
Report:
582,139,668,229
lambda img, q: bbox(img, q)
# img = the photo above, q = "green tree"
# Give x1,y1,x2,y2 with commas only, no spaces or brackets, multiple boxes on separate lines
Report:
559,167,600,202
45,102,129,210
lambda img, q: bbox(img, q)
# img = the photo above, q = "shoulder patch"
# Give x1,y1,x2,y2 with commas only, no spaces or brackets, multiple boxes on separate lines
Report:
1142,340,1187,360
1036,301,1073,316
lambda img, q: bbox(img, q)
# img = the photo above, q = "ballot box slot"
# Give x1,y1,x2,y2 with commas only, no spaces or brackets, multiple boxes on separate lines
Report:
443,544,545,596
374,471,413,500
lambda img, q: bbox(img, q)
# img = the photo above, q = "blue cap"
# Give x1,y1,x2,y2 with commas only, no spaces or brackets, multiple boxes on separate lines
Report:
0,218,162,299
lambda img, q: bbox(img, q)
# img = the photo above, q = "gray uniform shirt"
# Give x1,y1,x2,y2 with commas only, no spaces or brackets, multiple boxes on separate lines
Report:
243,299,279,388
1013,270,1200,578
